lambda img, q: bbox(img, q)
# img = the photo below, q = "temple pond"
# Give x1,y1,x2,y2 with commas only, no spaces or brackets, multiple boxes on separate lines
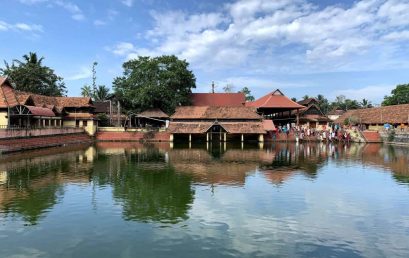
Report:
1,142,409,257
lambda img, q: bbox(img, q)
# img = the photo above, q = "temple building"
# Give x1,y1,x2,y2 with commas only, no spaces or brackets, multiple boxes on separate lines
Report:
168,106,275,142
0,77,97,135
246,89,304,126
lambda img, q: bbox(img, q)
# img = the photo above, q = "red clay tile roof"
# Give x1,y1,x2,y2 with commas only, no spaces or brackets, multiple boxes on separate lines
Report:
327,109,345,116
25,105,56,117
14,91,93,108
298,98,318,106
246,89,304,109
191,93,245,107
171,106,262,120
168,121,266,134
0,77,19,108
262,119,276,131
335,104,409,124
138,108,169,118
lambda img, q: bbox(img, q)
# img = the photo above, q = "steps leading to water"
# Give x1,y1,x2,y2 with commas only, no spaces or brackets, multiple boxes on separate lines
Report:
361,131,382,143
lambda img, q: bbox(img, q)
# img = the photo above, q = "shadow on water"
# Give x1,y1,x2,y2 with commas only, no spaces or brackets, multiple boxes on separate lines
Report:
0,142,409,226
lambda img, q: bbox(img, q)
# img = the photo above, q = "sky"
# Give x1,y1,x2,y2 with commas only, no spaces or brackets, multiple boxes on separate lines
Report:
0,0,408,105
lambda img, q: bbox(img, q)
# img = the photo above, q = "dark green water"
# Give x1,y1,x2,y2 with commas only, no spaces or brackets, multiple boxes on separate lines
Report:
1,142,409,258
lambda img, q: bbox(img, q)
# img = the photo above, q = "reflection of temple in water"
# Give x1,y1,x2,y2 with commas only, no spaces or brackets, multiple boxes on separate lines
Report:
1,142,409,225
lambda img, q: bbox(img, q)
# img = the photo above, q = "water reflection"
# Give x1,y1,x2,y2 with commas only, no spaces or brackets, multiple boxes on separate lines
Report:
0,142,408,226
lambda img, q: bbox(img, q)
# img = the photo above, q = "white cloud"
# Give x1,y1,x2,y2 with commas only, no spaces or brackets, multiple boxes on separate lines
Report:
66,67,92,81
382,30,409,41
0,20,43,33
110,0,409,73
19,0,85,21
121,0,133,7
333,85,395,103
94,20,106,26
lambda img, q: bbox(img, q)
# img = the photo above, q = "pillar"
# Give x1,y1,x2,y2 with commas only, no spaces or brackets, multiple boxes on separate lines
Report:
169,134,174,142
259,134,264,142
42,119,45,127
206,133,209,142
189,134,192,142
223,133,227,142
241,134,244,142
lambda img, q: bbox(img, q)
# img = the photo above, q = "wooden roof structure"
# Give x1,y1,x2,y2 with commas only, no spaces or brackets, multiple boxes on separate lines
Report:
335,104,409,125
138,108,169,118
246,89,304,110
171,106,262,120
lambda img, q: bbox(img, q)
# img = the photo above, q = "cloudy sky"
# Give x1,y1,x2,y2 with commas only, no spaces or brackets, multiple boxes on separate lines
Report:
1,0,408,104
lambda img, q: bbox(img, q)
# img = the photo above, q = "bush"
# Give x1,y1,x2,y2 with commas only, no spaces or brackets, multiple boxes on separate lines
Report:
97,113,110,127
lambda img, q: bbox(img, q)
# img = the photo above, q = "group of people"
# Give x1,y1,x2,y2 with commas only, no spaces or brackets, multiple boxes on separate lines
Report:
274,123,352,143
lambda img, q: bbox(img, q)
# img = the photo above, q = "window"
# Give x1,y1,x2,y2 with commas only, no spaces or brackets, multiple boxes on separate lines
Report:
76,120,80,127
83,120,88,127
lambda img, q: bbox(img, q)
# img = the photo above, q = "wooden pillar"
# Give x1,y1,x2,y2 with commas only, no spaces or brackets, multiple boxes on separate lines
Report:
296,109,300,126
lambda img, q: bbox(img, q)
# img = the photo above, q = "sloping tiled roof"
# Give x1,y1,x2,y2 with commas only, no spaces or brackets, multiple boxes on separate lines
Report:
138,108,169,118
168,121,266,134
246,89,304,109
191,93,246,107
0,77,19,108
15,91,93,108
298,98,318,106
25,105,56,117
171,106,262,120
327,109,345,116
263,119,276,131
334,104,409,124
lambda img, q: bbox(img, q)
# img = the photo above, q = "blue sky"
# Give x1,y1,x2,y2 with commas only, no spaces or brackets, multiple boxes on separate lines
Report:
1,0,408,104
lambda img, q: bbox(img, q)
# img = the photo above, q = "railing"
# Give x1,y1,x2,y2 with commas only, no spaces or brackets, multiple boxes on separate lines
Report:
0,127,85,139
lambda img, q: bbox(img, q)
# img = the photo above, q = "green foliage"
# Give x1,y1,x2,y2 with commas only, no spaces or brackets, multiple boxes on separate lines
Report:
239,87,255,101
316,94,330,114
81,85,92,97
94,85,111,101
97,113,110,126
113,55,196,114
382,84,409,106
388,130,396,142
0,52,66,96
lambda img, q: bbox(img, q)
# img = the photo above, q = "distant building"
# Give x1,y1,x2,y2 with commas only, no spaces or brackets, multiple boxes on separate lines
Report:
191,93,245,107
327,109,346,121
136,108,169,128
295,98,331,129
335,104,409,130
0,76,97,135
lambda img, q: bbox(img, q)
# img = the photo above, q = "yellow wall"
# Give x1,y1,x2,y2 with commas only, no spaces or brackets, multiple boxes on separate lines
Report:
63,120,76,128
0,111,8,127
84,120,97,136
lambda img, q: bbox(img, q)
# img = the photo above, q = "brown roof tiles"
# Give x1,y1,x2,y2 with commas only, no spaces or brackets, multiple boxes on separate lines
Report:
171,106,262,120
191,93,245,107
335,104,409,124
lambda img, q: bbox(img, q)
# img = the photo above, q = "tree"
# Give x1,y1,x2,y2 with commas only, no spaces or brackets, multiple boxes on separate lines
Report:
81,85,92,97
360,98,372,109
0,52,66,96
316,94,330,114
94,85,110,101
302,95,310,100
223,84,235,93
113,55,196,114
239,87,255,101
291,97,297,102
382,84,409,106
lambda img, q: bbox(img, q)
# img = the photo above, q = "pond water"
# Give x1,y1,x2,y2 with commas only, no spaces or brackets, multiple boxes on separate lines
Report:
0,142,409,258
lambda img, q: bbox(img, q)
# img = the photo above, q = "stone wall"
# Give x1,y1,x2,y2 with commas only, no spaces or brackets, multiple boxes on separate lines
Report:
96,131,170,142
0,127,85,139
380,131,409,144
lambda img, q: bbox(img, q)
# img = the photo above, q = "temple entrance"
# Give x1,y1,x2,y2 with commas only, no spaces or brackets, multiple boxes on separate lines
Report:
207,123,227,142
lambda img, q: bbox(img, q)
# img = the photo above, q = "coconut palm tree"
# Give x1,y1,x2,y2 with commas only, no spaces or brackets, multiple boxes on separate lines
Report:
81,85,92,97
94,85,111,101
